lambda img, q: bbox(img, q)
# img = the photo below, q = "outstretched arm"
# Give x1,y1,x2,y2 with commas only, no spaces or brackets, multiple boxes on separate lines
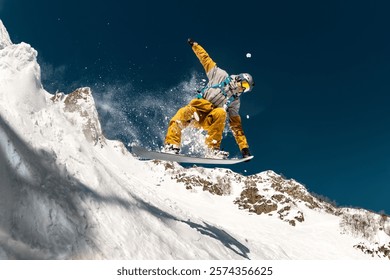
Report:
188,38,216,74
228,102,252,158
230,115,252,158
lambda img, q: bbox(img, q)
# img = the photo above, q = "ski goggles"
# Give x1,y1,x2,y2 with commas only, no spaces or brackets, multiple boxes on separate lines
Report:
240,80,251,93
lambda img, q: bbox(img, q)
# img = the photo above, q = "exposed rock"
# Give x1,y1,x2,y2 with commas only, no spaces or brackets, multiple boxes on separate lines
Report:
62,87,105,146
354,242,390,260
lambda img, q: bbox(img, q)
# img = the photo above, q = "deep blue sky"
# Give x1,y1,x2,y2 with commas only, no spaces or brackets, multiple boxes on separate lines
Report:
1,0,389,214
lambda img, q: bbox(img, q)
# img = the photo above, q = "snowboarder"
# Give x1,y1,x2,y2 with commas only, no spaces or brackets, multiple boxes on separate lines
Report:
164,38,254,159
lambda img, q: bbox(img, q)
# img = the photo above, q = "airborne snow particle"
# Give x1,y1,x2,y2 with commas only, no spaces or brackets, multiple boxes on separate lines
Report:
246,115,250,119
246,53,252,58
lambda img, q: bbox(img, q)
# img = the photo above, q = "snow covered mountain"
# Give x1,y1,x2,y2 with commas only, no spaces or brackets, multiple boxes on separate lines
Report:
0,20,389,260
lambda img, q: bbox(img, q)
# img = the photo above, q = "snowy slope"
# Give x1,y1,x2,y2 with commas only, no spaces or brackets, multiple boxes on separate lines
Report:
0,19,389,260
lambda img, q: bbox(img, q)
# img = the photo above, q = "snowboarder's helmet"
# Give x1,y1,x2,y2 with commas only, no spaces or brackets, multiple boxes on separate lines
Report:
237,73,255,93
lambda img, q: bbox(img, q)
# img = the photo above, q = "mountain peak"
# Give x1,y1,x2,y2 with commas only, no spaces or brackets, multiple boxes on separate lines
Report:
0,20,12,50
60,87,105,145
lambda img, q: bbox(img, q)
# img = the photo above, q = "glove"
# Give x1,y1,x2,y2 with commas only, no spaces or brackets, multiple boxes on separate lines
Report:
187,38,196,46
241,148,252,159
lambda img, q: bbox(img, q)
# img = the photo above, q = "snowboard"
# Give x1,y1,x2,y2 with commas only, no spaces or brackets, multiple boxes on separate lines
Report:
132,145,253,165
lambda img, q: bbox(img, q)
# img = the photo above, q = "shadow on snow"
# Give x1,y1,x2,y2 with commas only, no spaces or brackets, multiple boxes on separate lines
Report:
0,114,249,259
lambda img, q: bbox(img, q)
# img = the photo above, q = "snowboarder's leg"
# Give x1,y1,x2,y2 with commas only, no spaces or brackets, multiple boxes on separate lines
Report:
203,107,227,149
165,105,198,147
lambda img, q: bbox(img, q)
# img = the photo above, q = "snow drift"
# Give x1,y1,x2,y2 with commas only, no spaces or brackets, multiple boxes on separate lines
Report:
0,19,389,260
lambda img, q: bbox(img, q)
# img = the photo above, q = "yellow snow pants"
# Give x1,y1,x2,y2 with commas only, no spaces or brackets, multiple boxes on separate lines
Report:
165,98,227,149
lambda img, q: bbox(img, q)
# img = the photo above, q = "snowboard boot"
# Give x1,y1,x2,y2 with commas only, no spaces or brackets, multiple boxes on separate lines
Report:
205,148,229,159
163,144,180,154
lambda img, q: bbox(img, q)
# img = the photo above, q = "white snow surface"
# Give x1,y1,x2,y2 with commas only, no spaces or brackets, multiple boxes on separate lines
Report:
0,21,389,260
0,20,12,50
